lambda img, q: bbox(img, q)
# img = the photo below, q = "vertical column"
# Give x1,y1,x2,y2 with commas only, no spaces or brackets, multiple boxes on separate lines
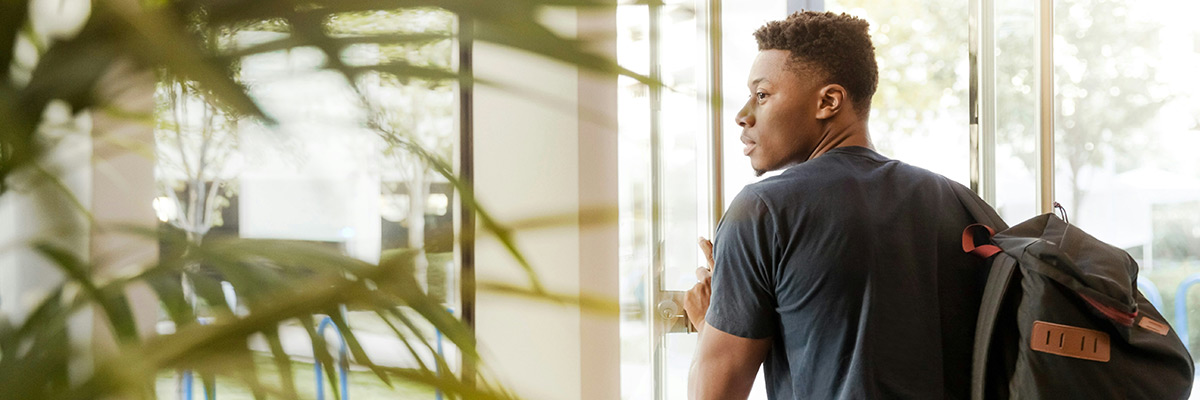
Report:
1036,0,1055,213
969,0,997,204
89,59,159,354
578,5,620,398
707,0,724,231
473,8,587,399
647,3,666,399
455,13,477,388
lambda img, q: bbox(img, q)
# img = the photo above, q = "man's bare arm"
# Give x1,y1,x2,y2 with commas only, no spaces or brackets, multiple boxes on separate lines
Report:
688,322,771,399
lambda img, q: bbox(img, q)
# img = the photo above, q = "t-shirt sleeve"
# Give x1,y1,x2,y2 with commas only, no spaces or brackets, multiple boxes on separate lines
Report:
706,188,778,339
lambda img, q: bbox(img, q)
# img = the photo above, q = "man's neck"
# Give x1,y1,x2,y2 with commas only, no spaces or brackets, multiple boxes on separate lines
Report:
807,120,872,161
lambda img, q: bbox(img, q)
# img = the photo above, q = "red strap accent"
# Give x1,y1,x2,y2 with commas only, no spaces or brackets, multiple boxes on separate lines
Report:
961,223,1136,327
962,224,1002,258
1079,293,1137,327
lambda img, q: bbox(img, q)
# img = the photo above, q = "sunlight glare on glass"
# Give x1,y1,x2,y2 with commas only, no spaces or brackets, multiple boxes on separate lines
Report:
152,197,177,223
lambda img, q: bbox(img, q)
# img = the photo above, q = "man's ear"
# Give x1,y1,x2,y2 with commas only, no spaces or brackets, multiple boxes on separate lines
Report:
815,84,848,120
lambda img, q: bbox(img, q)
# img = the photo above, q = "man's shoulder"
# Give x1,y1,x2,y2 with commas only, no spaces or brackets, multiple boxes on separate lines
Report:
740,148,962,213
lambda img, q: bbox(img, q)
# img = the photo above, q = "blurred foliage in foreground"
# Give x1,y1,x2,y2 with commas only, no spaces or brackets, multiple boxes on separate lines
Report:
0,0,634,398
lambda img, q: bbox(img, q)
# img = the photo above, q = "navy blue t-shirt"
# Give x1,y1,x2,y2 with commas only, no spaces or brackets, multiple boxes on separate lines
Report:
706,146,986,399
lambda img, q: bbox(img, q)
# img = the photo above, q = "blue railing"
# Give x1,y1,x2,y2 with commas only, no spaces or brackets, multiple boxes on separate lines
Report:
178,304,456,399
180,315,355,400
182,317,215,400
315,316,351,400
434,307,452,400
1138,278,1165,310
181,369,214,400
1174,274,1200,352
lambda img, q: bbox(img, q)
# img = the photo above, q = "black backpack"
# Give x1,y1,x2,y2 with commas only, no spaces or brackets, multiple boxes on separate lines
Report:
949,181,1194,399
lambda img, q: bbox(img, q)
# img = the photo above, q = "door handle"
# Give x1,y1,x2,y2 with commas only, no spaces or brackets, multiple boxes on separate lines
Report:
657,290,698,333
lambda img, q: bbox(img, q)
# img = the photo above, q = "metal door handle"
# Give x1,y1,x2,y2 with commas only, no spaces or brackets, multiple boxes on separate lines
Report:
657,291,698,333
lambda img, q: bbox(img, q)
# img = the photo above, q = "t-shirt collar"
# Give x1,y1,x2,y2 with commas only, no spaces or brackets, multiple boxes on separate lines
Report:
821,145,888,162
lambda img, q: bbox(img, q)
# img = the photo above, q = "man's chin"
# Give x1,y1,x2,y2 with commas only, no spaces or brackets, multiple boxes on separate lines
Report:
752,157,801,177
752,160,769,177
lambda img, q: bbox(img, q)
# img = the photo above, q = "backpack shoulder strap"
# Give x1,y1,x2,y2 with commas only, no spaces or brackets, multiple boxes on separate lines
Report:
971,254,1017,400
943,177,1013,400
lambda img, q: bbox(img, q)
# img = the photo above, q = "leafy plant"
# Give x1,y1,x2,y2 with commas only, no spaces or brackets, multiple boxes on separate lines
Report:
1,0,638,398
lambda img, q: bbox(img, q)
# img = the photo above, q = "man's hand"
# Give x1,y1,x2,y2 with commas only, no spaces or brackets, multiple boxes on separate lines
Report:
684,237,716,332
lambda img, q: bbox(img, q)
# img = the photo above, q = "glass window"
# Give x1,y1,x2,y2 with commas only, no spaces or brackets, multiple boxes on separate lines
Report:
993,0,1040,222
1049,0,1200,354
826,0,971,185
152,9,463,396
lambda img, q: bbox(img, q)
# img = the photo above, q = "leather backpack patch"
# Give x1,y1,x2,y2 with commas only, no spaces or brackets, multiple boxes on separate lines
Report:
1030,321,1110,362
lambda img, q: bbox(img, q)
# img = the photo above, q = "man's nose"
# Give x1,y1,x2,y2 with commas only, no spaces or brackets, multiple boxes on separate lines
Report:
736,101,754,128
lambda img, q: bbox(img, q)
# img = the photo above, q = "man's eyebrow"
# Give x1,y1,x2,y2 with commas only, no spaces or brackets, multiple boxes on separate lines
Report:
748,77,769,88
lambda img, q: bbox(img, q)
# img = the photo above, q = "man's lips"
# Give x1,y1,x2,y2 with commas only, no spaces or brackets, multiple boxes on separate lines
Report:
744,143,756,156
741,135,757,156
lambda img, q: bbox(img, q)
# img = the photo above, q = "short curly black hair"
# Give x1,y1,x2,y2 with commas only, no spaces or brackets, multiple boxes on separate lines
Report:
754,11,879,115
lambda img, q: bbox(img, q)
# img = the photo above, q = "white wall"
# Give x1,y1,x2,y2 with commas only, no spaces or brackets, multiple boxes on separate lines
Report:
474,36,582,399
473,7,620,400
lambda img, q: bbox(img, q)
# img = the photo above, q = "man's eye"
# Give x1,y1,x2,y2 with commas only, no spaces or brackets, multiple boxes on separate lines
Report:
756,92,767,100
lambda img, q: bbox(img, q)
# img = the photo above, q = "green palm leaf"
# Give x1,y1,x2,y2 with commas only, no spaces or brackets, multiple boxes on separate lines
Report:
1,0,645,398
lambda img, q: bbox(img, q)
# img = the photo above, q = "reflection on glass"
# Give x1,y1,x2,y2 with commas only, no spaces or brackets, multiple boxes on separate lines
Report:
1049,0,1200,352
153,9,462,395
827,0,970,184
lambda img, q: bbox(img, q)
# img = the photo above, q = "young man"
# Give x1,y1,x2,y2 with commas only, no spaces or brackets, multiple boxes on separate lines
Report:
682,11,987,399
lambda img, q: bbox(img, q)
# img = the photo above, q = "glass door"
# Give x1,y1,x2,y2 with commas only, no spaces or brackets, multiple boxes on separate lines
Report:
617,0,713,398
617,1,782,399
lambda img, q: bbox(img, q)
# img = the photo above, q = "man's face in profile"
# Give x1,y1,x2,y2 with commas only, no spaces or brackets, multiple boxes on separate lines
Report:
737,50,823,176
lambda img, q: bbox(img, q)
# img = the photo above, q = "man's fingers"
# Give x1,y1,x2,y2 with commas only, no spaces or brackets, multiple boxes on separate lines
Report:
698,237,715,269
684,280,711,332
685,281,710,303
695,266,712,281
